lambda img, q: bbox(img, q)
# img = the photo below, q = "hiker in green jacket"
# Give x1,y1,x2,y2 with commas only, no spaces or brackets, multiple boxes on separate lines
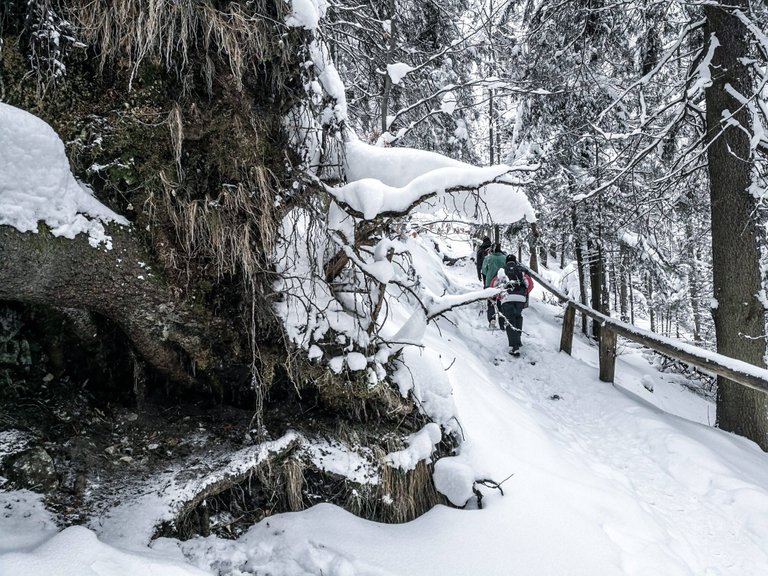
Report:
481,243,506,328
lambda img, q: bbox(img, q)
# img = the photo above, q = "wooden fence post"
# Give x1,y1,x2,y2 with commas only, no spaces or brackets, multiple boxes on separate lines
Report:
560,303,576,355
599,326,617,382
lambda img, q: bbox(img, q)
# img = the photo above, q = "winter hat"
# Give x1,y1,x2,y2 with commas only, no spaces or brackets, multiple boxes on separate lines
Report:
506,254,517,263
481,236,492,247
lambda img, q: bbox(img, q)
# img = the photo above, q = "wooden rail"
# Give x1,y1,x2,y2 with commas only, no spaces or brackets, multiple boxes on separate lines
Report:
525,268,768,395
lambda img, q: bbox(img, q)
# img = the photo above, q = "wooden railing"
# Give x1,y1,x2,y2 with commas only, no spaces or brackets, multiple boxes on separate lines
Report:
525,268,768,395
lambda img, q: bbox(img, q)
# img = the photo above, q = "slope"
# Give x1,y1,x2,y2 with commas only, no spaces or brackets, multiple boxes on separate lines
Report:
2,234,768,576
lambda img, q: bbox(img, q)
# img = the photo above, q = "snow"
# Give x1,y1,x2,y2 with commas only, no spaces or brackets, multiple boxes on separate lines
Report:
0,103,128,249
345,351,367,371
385,423,442,471
432,457,475,506
0,525,208,576
3,239,768,574
341,138,536,224
440,92,458,115
686,33,719,99
304,440,379,485
386,63,414,85
0,97,768,576
285,0,328,30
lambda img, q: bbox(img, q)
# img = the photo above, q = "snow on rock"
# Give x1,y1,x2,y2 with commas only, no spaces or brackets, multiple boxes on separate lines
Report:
0,103,128,249
95,433,300,548
392,347,459,432
385,423,442,471
346,352,367,371
0,430,34,461
304,439,379,485
386,62,414,85
328,356,345,373
432,457,476,506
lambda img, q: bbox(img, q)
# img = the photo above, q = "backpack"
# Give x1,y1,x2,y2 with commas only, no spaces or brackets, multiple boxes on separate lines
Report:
521,272,534,308
524,272,534,295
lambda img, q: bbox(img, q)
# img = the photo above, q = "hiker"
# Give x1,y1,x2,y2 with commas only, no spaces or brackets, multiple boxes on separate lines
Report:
476,236,492,282
481,243,506,328
498,254,528,356
489,268,508,331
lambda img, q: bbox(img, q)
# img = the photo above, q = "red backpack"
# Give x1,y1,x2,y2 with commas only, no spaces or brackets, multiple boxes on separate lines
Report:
524,272,534,294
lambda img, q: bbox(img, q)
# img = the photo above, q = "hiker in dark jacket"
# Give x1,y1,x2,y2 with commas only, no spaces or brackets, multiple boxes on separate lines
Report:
476,237,492,282
499,254,528,356
481,243,507,328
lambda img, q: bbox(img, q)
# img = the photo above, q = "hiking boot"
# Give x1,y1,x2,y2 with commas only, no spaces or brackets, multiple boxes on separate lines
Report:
509,347,520,357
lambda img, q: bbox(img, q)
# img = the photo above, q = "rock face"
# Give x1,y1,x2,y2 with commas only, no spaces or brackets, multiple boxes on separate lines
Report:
5,446,58,492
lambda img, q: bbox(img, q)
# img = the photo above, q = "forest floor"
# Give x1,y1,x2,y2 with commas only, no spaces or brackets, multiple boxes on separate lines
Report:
0,377,260,536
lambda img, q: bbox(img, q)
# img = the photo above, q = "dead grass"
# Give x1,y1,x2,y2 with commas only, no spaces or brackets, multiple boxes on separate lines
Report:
67,0,287,94
159,165,278,283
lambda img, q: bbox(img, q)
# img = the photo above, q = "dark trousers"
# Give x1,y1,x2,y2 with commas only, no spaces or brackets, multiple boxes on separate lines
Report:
487,300,505,328
500,301,524,348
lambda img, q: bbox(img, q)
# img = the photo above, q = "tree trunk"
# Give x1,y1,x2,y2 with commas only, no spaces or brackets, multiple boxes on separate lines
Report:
685,218,703,343
619,244,629,322
489,89,495,165
647,273,655,333
0,224,247,393
572,206,588,335
529,222,540,272
704,2,768,450
380,1,397,136
587,236,602,339
559,233,566,269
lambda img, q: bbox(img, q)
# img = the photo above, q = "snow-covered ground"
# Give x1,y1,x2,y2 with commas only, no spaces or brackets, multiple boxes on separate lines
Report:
2,231,768,576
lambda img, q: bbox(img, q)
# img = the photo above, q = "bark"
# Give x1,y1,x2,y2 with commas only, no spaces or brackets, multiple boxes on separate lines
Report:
571,206,588,335
704,3,768,450
380,0,397,136
559,233,566,269
685,218,703,343
529,222,540,272
0,224,244,391
619,244,629,322
587,236,602,339
647,273,655,333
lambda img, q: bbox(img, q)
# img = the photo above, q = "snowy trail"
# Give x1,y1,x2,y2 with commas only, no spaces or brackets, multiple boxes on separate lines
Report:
4,250,768,576
449,263,768,575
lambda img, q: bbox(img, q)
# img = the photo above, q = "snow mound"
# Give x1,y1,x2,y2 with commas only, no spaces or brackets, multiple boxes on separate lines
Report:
0,103,128,249
0,525,207,576
433,457,476,506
